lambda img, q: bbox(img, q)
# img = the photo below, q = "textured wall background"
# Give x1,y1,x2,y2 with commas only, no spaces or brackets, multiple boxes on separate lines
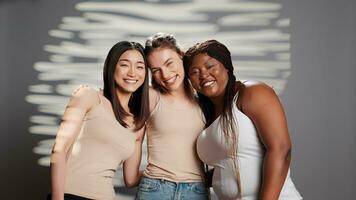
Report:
0,0,355,199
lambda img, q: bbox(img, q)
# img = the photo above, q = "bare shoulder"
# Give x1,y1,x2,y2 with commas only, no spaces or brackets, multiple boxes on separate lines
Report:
242,81,275,97
69,85,100,110
238,81,279,114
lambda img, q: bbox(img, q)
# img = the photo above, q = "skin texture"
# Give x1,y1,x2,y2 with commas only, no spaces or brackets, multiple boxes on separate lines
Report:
147,47,186,98
50,50,147,199
115,50,146,95
189,53,292,200
188,53,229,116
123,126,145,188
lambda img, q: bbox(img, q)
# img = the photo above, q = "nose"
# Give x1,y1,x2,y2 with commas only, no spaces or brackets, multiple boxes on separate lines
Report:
161,68,170,79
127,66,136,77
199,68,208,80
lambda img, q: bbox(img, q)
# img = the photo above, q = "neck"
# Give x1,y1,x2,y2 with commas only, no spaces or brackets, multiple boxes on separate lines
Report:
116,89,132,113
168,83,188,100
210,94,225,118
211,82,238,117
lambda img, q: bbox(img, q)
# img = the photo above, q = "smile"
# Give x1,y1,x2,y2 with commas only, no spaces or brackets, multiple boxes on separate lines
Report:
201,80,215,87
163,75,177,85
124,79,138,84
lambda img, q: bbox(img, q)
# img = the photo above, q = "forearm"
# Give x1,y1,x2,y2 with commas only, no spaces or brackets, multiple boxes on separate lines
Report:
259,148,291,200
131,170,144,187
123,164,143,188
50,153,67,200
123,142,144,187
123,127,146,188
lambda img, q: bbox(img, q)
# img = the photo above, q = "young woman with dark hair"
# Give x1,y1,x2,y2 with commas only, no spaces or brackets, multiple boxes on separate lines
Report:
50,41,149,200
184,40,302,200
134,33,209,200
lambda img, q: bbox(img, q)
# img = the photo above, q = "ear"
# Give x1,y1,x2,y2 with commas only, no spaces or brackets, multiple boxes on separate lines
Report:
179,51,184,59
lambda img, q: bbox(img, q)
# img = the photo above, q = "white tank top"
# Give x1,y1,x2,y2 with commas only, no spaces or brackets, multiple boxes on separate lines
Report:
197,93,302,200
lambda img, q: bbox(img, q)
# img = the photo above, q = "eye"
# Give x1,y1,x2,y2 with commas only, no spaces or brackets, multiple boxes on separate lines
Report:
119,63,129,67
189,69,199,76
167,62,173,67
151,68,159,74
207,63,215,69
136,65,145,70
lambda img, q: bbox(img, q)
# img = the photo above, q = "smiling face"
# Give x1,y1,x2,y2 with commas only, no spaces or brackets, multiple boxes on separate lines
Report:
147,47,185,93
188,53,229,98
114,49,146,94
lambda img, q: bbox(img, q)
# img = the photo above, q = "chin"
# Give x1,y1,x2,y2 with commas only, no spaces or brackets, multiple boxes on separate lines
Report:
165,84,179,92
199,89,217,97
165,80,183,92
122,86,139,93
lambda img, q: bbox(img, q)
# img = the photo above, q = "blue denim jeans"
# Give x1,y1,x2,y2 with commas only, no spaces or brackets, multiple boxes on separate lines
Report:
136,176,208,200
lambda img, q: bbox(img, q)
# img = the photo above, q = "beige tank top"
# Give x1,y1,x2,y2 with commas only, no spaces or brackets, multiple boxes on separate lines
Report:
64,92,135,200
143,93,205,182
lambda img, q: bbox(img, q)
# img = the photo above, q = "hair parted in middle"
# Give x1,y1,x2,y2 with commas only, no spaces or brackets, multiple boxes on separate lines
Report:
103,41,149,131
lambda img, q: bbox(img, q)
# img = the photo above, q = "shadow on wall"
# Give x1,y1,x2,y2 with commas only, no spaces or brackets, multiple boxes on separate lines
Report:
26,0,291,199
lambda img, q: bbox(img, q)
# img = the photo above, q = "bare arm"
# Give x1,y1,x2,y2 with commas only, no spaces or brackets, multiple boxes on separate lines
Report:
50,86,99,200
122,86,156,188
240,81,291,200
123,126,146,188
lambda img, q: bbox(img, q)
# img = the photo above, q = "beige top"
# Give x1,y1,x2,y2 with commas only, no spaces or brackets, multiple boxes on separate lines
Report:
64,88,136,199
143,93,205,182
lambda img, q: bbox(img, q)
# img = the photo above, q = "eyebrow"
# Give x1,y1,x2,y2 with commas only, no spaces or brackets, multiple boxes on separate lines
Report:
164,58,173,65
190,57,214,70
151,57,173,69
204,57,214,65
119,59,144,64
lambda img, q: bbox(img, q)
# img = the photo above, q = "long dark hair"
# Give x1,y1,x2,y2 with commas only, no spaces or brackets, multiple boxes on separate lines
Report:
103,41,149,131
145,32,195,101
184,40,242,197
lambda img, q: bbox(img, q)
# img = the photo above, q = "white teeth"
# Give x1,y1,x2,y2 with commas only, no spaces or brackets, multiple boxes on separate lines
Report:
202,81,215,87
124,79,137,84
165,75,177,84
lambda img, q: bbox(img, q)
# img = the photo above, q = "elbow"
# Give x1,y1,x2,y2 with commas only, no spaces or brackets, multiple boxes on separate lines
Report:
124,179,138,188
282,145,292,162
124,172,142,188
50,145,68,164
283,142,292,158
280,142,292,157
267,142,292,161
